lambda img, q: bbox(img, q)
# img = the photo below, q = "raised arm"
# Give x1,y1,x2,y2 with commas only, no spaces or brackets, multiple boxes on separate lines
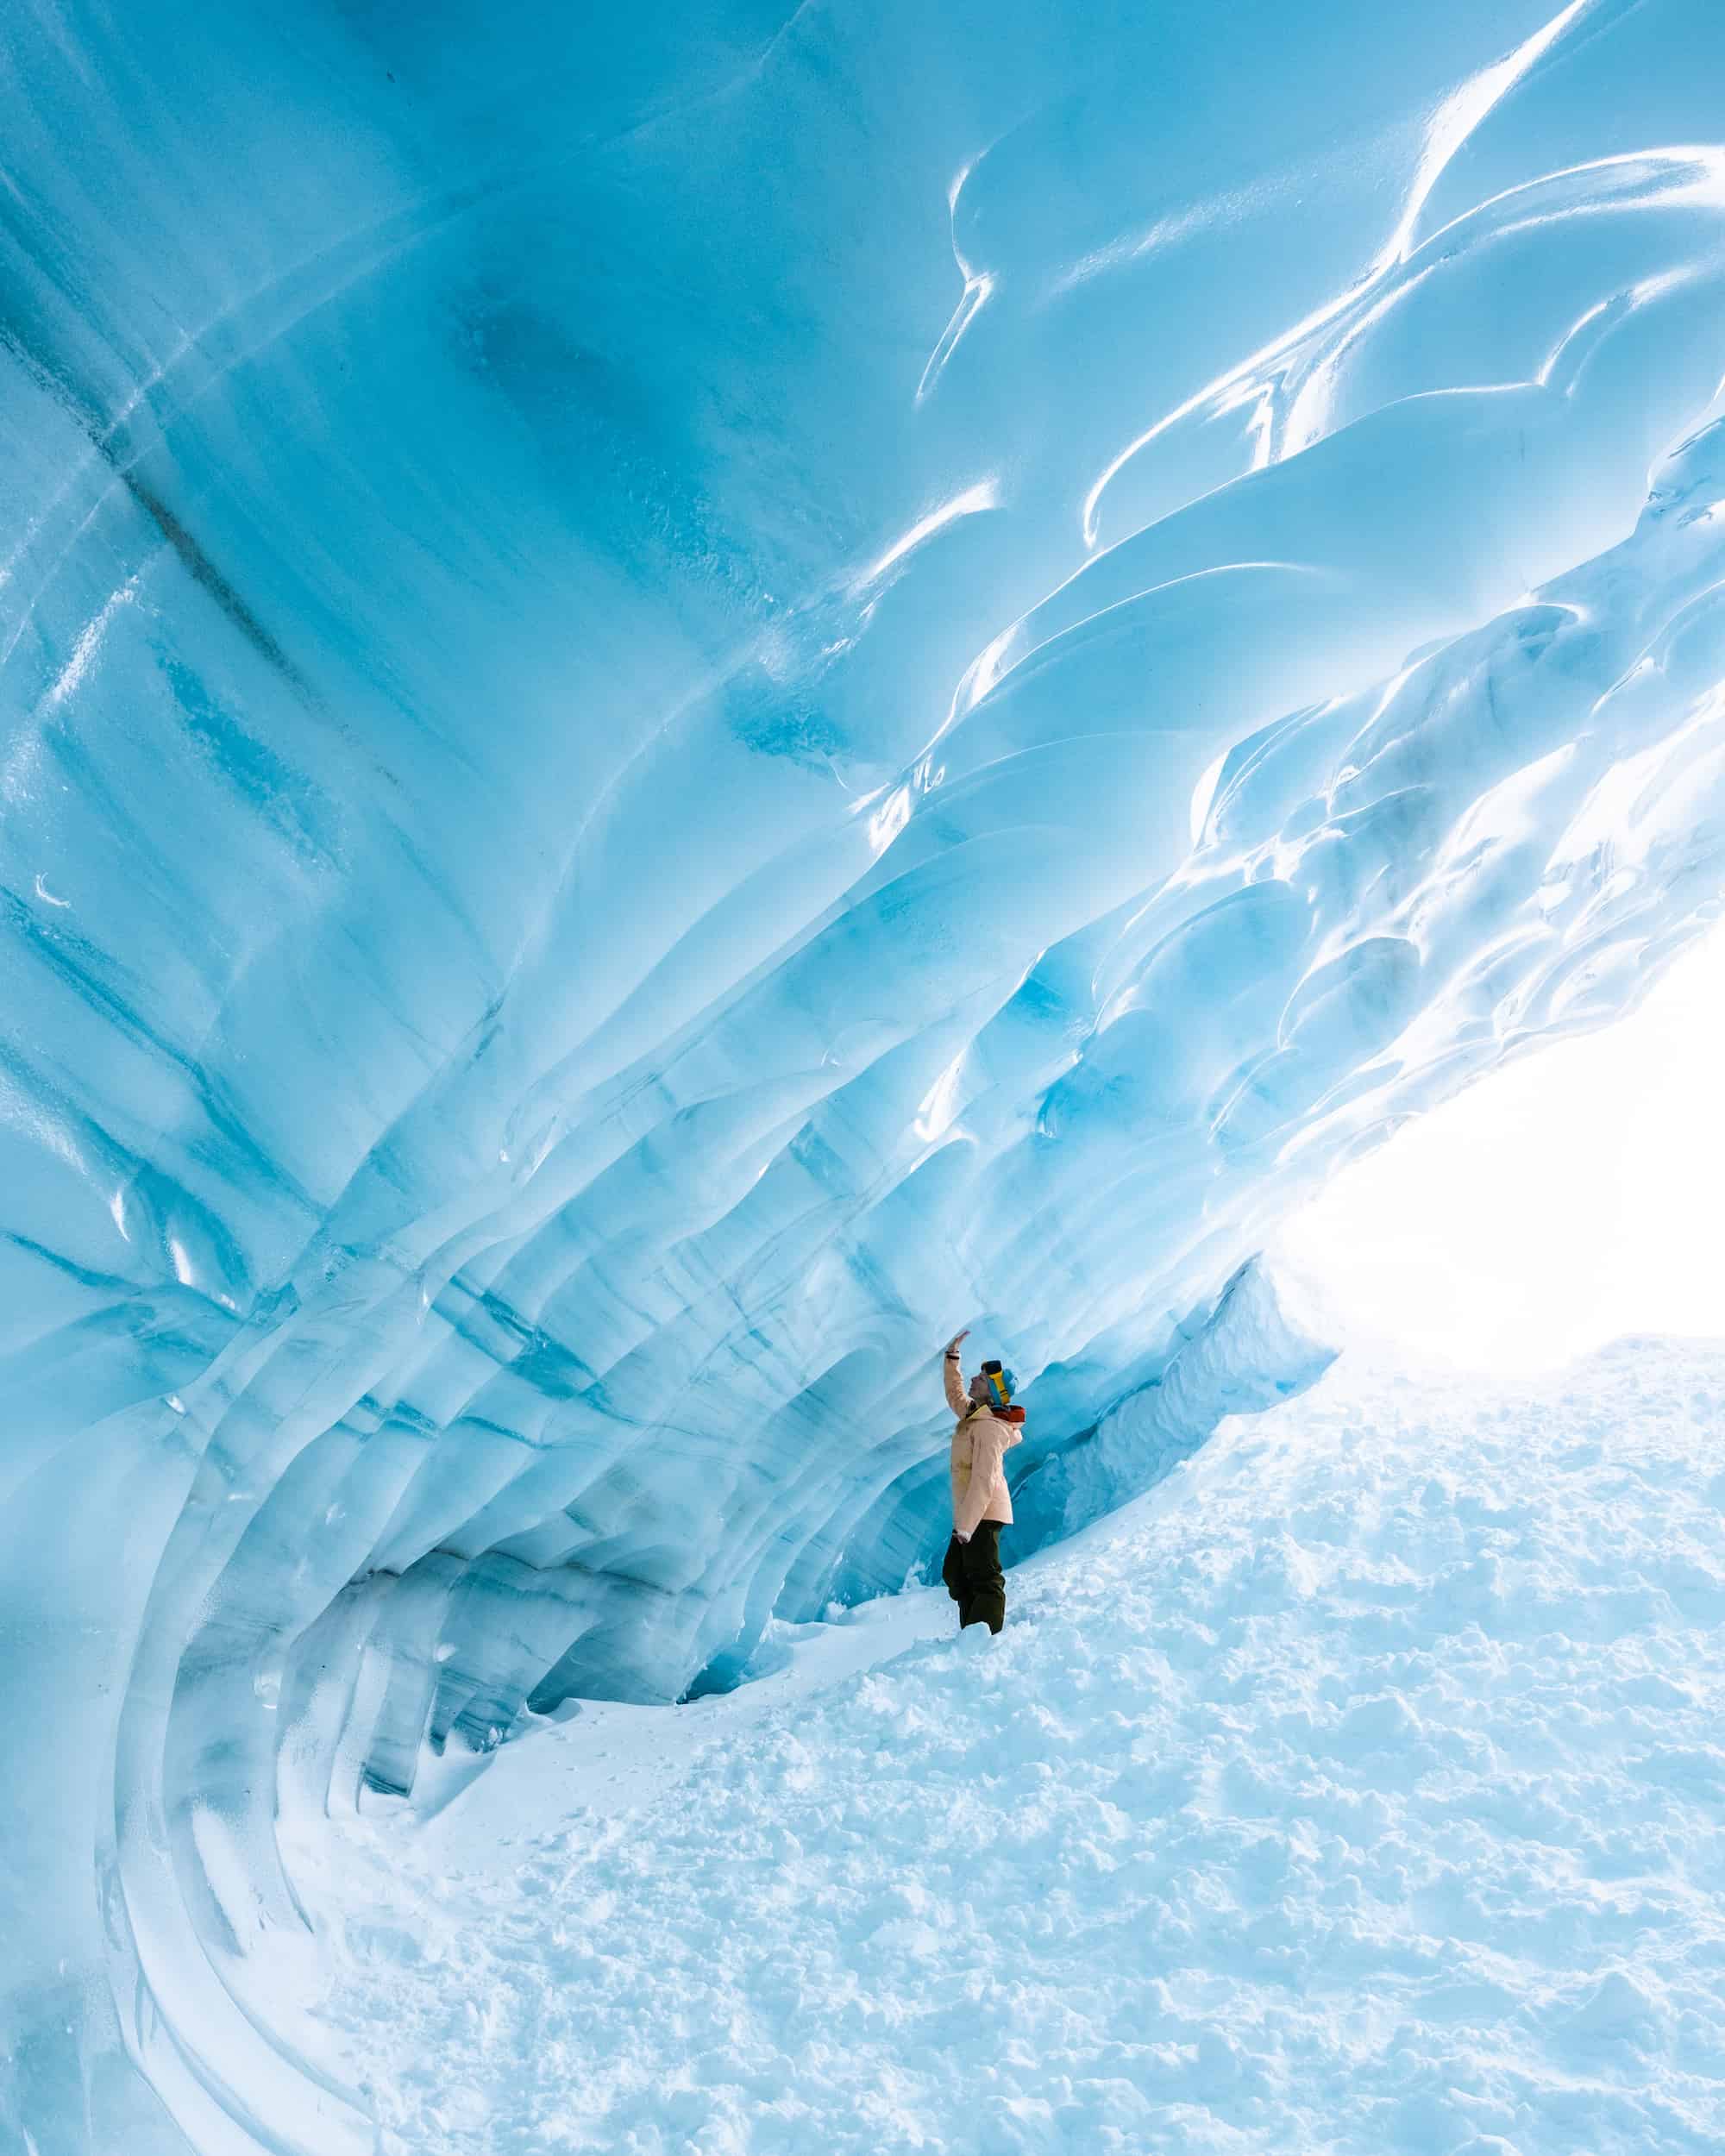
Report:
943,1328,969,1418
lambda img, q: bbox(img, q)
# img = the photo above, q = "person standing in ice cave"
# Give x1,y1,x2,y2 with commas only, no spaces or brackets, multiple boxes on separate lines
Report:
941,1329,1026,1634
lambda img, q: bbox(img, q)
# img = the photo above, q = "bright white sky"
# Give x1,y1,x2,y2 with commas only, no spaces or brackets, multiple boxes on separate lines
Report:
1275,924,1725,1373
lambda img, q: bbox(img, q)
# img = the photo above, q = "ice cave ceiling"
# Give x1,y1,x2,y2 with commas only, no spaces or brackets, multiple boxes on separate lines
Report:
8,3,1725,2150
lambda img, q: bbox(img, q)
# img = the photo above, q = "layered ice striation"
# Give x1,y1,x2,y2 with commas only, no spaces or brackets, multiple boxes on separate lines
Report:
8,2,1725,2150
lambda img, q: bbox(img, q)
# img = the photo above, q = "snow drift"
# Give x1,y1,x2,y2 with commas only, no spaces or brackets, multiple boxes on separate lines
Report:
323,1341,1725,2156
7,3,1725,2150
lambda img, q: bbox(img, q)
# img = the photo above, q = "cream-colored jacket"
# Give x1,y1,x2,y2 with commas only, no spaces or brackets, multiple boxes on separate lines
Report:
944,1356,1023,1537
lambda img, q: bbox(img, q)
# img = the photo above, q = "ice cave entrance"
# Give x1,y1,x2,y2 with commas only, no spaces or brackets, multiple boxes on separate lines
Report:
1280,924,1725,1372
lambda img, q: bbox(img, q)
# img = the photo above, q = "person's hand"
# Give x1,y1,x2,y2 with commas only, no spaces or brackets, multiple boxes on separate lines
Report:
956,1531,972,1544
945,1328,969,1357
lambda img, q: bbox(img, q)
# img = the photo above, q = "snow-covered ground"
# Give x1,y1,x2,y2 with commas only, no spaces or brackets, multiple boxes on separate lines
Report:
309,1341,1725,2154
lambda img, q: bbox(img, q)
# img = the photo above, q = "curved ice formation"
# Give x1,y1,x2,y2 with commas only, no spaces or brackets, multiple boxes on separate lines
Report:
8,3,1725,2151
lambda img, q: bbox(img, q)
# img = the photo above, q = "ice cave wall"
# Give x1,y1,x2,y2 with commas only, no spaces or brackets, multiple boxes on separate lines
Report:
9,2,1725,2152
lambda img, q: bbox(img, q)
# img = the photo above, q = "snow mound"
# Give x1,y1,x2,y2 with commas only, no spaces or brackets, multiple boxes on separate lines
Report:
321,1340,1725,2155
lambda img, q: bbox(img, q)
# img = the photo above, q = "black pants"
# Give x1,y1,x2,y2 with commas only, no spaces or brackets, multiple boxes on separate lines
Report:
943,1521,1006,1634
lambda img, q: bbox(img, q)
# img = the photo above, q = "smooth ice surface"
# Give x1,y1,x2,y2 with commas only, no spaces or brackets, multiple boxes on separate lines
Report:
319,1342,1725,2154
10,3,1725,2149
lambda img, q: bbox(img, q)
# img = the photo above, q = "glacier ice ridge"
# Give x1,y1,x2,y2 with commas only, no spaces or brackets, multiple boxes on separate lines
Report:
8,2,1725,2150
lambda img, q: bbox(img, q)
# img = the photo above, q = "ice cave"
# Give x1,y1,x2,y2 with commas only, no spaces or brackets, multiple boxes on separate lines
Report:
9,3,1725,2150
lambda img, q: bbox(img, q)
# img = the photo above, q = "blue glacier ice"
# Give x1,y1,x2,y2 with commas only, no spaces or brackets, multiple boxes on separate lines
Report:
8,2,1725,2150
